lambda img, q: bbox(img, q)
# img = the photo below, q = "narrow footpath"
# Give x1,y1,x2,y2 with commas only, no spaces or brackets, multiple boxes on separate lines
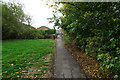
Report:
54,36,86,78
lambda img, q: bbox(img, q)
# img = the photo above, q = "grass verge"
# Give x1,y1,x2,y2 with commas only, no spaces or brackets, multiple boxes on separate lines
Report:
2,39,56,78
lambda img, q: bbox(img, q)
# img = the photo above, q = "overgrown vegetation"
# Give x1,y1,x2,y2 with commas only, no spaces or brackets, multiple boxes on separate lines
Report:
2,1,56,40
51,2,120,78
2,39,55,78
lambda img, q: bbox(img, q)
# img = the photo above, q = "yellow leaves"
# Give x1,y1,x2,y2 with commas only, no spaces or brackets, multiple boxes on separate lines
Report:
102,53,104,56
93,69,98,72
25,66,28,69
63,3,66,6
89,42,93,45
9,64,13,66
34,75,37,78
96,70,98,72
38,70,41,72
0,73,2,76
95,64,98,67
80,16,85,19
85,12,92,16
98,48,101,51
106,65,108,68
17,75,20,77
83,68,85,71
24,75,29,78
22,70,27,73
108,56,111,59
15,72,19,74
3,71,7,73
113,18,117,22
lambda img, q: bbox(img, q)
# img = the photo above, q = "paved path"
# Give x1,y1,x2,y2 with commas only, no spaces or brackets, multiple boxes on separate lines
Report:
54,37,86,78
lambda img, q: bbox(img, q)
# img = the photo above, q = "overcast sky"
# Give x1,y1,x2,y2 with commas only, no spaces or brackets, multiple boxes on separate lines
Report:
5,0,55,29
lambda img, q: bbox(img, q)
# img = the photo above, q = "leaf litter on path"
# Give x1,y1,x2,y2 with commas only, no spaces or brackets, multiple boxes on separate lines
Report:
65,44,112,78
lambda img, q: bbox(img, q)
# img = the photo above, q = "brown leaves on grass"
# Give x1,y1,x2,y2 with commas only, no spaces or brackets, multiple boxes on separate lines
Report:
21,54,52,78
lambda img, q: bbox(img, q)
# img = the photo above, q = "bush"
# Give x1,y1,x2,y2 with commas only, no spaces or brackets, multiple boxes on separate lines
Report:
45,29,56,35
37,29,56,39
53,2,120,78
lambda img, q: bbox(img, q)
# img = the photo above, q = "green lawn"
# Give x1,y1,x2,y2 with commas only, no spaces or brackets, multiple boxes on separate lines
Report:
2,39,56,78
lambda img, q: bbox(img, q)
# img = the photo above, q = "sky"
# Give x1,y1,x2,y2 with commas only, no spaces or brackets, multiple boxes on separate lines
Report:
4,0,55,29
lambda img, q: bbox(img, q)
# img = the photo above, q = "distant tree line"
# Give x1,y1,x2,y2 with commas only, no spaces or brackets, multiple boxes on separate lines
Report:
2,1,56,40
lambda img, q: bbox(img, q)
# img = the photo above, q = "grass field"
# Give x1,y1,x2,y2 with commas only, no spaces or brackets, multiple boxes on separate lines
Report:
2,39,56,78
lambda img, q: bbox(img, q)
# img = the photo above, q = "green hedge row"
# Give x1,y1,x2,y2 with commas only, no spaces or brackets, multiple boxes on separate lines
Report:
37,29,56,39
38,29,56,35
54,2,120,78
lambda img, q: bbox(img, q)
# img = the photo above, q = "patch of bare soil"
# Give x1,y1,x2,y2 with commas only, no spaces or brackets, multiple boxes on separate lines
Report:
64,44,112,78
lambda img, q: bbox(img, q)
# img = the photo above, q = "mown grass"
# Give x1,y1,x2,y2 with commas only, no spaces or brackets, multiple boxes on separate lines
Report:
2,39,56,78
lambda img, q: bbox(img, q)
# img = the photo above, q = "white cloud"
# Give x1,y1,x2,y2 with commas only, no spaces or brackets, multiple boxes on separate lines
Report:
4,0,54,29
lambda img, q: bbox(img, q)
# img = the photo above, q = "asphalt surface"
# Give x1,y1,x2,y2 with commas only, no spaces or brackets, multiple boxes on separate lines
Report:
54,36,86,78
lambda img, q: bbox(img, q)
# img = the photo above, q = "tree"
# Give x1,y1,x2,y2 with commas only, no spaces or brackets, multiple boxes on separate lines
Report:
2,1,35,39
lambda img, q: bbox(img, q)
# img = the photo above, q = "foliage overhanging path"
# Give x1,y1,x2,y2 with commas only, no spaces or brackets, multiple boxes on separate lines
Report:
50,2,120,78
54,37,86,78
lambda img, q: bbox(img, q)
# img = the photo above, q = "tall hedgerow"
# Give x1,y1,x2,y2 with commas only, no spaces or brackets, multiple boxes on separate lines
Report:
51,2,120,78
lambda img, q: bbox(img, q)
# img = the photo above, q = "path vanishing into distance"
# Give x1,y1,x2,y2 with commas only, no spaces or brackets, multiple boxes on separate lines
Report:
54,36,86,78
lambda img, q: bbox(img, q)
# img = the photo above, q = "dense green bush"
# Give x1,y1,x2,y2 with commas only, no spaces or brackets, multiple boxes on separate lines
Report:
52,2,120,78
45,29,56,34
37,29,56,39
